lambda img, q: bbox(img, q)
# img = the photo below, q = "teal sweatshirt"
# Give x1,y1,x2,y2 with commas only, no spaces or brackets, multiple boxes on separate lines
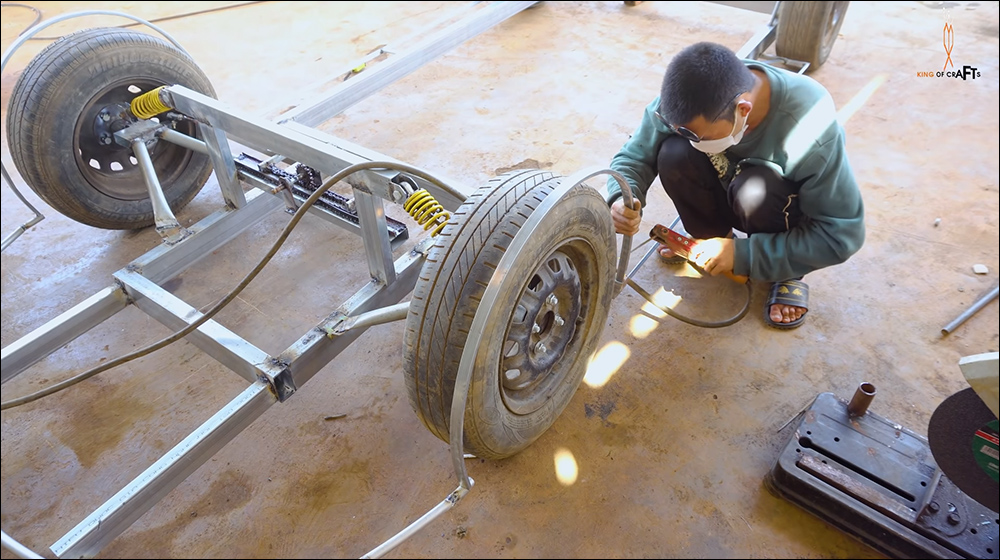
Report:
606,61,865,282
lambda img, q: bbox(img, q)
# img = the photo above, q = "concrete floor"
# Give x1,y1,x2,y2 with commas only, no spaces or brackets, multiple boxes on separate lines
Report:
2,1,998,558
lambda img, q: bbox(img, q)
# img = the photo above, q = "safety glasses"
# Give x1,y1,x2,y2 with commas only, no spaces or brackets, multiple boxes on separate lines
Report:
655,91,743,143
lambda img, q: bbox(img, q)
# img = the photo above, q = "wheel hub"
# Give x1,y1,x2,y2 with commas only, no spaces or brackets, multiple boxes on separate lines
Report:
89,102,134,150
501,248,583,414
75,81,191,201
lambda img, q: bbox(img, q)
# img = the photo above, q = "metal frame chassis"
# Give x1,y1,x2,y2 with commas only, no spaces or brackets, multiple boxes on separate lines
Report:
1,3,536,558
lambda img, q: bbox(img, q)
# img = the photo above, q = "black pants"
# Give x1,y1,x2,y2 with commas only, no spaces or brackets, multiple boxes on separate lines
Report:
657,135,803,240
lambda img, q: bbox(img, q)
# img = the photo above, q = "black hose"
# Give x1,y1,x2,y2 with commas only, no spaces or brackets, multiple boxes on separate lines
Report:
0,3,41,31
626,277,753,329
0,1,267,41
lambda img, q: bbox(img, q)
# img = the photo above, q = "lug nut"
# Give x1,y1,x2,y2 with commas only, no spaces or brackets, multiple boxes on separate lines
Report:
532,323,541,334
547,294,558,306
534,342,547,354
100,134,112,145
554,315,565,326
100,111,111,122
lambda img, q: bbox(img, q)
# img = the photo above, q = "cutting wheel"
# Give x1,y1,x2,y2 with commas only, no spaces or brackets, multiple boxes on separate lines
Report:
928,387,1000,513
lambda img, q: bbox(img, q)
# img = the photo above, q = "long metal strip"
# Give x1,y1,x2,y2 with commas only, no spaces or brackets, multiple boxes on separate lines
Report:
50,381,276,559
1,287,129,384
277,1,537,127
115,269,271,384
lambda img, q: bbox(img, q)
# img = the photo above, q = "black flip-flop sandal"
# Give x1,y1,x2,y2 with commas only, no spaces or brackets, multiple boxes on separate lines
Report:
764,279,809,329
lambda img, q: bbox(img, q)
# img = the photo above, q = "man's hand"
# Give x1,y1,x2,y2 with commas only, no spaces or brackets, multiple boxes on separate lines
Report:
610,198,641,236
691,237,735,276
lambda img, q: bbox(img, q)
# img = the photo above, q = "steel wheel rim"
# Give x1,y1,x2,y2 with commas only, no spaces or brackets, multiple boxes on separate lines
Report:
499,240,598,415
73,78,198,201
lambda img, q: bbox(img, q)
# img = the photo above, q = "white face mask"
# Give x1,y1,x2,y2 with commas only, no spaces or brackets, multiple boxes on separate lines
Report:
690,106,749,155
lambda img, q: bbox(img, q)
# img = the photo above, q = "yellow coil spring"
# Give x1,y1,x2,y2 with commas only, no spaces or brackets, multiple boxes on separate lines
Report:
130,86,172,120
403,189,451,237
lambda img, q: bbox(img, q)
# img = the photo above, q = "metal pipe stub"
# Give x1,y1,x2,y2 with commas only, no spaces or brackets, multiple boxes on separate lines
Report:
847,382,877,417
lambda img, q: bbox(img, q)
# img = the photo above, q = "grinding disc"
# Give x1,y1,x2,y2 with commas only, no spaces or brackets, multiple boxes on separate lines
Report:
928,387,999,513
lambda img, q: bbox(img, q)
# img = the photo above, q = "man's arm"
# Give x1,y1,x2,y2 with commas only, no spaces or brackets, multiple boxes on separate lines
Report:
606,97,670,208
732,129,866,282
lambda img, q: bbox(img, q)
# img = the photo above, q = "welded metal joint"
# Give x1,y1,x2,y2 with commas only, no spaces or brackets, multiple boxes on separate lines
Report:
277,177,299,214
265,358,296,402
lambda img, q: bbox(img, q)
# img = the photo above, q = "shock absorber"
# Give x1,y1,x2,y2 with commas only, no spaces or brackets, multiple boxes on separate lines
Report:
130,86,172,119
403,188,451,237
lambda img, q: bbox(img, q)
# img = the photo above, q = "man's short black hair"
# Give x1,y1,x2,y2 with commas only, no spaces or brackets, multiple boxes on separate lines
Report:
658,42,755,126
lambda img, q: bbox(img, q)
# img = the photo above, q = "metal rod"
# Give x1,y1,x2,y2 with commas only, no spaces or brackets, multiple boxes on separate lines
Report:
1,287,129,384
735,0,780,61
1,530,44,560
332,302,411,335
51,382,276,559
116,269,272,383
609,168,635,296
627,242,660,281
157,128,208,154
941,283,999,335
354,190,396,286
847,382,877,417
281,250,424,394
915,466,944,516
279,1,537,127
197,123,246,209
131,139,185,240
360,481,473,559
0,164,45,253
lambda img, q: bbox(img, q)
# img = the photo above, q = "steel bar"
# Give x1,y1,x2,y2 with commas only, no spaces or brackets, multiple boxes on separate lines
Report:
1,531,43,560
941,283,999,335
360,481,473,559
236,170,375,240
115,269,271,383
1,287,129,384
0,164,45,253
157,128,208,154
198,123,246,209
278,1,537,127
735,0,779,61
354,190,396,286
132,139,186,241
330,302,411,335
50,382,276,559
